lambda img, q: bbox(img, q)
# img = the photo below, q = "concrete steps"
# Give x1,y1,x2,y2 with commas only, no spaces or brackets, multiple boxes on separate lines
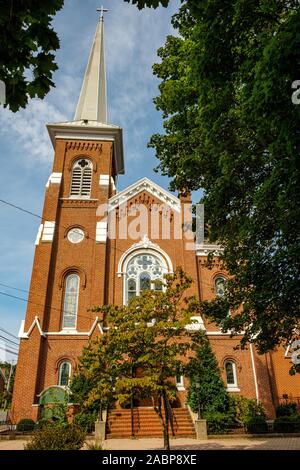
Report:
106,407,196,439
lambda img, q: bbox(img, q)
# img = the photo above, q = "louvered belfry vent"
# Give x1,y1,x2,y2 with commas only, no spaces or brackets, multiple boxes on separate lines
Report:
70,159,93,197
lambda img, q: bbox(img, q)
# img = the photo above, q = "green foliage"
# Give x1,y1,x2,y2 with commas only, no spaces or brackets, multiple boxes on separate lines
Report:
34,418,54,430
276,403,298,417
124,0,169,8
0,0,64,111
149,1,300,365
187,331,229,414
16,418,35,432
73,268,199,450
244,415,268,434
74,410,98,433
204,411,233,435
24,423,85,450
273,415,300,433
230,395,266,428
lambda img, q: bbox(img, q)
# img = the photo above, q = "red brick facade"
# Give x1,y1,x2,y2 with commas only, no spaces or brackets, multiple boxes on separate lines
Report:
10,134,300,424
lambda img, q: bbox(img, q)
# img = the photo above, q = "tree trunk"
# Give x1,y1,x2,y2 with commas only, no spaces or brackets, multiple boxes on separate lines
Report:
162,391,170,451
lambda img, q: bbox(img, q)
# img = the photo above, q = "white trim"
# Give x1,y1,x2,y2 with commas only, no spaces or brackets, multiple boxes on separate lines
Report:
108,177,181,213
41,221,55,242
250,343,260,403
185,316,206,332
19,316,103,338
18,317,46,339
227,387,240,392
99,174,110,186
46,172,62,188
35,224,43,246
111,176,116,192
117,236,173,276
196,243,223,257
176,375,185,391
96,220,108,243
206,331,244,336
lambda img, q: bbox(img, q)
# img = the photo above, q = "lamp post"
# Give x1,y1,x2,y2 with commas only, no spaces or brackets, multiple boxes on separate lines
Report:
195,377,201,420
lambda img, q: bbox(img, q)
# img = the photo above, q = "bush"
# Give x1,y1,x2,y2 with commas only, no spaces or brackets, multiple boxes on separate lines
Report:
34,418,55,430
244,415,268,434
16,419,35,432
25,423,86,450
74,411,97,433
276,403,297,417
230,396,266,427
204,411,233,435
273,415,300,433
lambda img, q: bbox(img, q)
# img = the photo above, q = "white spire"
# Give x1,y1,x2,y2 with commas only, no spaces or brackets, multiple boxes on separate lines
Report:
74,13,107,123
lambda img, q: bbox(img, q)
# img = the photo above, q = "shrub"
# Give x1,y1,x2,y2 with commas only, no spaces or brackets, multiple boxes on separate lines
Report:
34,418,54,430
25,423,86,450
244,415,268,434
74,411,97,433
273,415,300,433
16,419,35,432
230,396,266,427
276,403,297,417
204,411,233,435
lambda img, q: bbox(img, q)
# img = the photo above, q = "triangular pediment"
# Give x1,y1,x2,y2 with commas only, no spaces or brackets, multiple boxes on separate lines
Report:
108,177,181,213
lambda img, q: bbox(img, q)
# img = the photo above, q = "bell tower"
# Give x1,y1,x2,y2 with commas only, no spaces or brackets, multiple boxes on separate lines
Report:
11,11,124,422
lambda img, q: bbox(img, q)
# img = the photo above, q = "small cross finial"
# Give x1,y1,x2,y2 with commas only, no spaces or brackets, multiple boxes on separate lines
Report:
97,6,108,21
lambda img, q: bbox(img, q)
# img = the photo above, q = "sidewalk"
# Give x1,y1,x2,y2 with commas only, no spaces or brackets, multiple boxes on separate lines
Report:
1,436,300,451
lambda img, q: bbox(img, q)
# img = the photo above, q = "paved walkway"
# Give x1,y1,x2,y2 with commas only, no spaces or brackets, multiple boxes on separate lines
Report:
1,436,300,451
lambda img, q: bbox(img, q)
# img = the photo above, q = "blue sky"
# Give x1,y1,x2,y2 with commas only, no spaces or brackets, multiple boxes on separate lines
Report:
0,0,184,358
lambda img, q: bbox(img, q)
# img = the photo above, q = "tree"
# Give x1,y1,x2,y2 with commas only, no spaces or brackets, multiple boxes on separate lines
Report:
71,268,200,450
0,0,63,111
146,1,300,371
187,331,229,416
124,0,170,8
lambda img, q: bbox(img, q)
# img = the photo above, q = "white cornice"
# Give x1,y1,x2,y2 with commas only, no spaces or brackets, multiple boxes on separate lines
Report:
46,121,124,175
108,177,181,213
18,316,103,339
195,243,224,257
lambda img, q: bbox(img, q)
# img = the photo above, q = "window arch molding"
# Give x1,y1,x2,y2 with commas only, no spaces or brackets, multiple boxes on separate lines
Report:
222,357,241,391
59,267,87,290
68,155,97,173
117,237,173,277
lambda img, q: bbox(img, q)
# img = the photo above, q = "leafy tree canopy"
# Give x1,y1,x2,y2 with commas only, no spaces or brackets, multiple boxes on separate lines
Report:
148,1,300,369
0,0,63,111
71,268,200,449
124,0,170,8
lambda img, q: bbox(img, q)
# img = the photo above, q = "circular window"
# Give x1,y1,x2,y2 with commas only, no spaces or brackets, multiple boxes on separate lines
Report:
67,228,85,244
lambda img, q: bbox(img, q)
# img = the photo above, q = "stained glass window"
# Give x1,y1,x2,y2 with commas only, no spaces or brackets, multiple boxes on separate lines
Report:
58,361,71,386
225,361,237,387
215,276,227,298
126,253,164,304
62,274,79,329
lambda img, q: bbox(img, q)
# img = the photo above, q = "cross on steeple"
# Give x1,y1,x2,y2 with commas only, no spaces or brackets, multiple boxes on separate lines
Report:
97,6,108,21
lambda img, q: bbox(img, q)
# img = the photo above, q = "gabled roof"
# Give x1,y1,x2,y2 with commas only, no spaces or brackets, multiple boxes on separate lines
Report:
108,177,181,212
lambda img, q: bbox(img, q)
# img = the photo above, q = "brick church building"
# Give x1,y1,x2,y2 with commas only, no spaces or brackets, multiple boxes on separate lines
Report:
11,14,300,428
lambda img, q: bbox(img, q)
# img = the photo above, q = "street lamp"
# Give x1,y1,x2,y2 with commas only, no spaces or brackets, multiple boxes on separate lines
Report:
195,377,201,420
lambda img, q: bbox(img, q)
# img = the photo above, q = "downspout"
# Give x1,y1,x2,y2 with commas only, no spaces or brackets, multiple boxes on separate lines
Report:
250,343,260,403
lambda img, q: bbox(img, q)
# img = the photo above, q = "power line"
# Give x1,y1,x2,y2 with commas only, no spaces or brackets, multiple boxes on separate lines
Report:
0,326,18,340
0,290,99,323
0,335,19,347
0,282,29,294
0,345,18,357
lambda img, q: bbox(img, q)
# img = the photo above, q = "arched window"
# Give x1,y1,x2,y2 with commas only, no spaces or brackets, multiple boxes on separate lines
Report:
58,361,71,386
214,276,227,298
225,360,238,389
125,253,165,304
62,274,79,329
70,158,93,197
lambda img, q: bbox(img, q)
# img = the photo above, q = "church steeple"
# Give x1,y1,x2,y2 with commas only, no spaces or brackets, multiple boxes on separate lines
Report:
74,10,107,123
